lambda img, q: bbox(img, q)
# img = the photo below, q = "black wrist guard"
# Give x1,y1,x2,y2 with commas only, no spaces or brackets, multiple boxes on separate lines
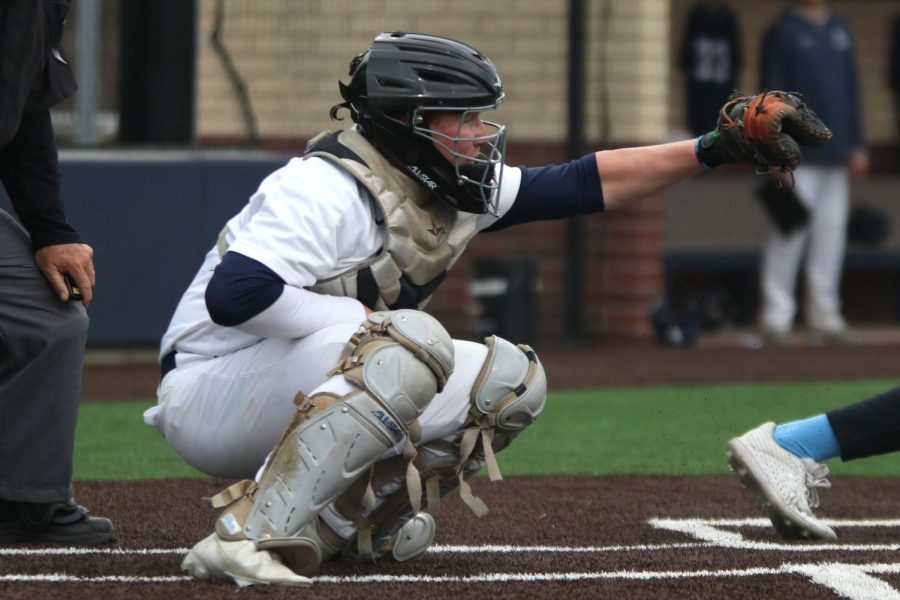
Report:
695,131,735,171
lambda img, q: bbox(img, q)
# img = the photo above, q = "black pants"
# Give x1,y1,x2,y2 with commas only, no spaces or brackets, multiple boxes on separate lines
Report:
827,386,900,461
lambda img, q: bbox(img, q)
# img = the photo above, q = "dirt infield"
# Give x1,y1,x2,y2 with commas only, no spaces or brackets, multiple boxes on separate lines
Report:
3,475,900,599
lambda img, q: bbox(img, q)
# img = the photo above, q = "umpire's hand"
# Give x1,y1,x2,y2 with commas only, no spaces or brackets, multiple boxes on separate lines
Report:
35,242,96,307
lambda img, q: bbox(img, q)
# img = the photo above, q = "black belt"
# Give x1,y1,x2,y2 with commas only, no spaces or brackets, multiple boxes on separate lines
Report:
160,350,177,379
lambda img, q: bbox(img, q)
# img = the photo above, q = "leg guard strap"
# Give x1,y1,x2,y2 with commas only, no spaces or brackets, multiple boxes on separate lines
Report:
454,336,547,516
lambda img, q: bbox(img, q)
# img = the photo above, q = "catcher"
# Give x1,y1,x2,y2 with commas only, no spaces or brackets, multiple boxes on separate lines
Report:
145,32,832,587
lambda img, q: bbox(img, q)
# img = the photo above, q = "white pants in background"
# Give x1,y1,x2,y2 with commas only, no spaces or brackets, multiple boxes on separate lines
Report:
761,164,849,333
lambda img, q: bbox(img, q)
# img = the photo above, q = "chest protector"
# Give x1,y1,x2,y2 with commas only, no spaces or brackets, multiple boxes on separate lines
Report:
304,129,480,310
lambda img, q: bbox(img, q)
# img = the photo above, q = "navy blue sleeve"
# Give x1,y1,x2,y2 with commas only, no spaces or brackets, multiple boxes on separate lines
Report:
485,153,604,232
206,251,285,327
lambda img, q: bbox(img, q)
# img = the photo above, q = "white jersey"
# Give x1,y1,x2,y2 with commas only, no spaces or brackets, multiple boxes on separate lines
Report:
160,155,522,362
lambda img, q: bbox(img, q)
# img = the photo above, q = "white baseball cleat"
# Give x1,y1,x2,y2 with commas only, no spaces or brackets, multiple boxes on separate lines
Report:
727,422,837,541
181,533,313,587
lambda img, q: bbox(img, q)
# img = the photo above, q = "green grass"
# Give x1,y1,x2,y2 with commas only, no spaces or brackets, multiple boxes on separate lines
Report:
498,379,900,476
75,378,900,481
75,402,205,480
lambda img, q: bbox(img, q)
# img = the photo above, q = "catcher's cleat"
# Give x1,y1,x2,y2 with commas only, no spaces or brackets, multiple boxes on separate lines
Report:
727,422,836,541
0,500,114,545
182,533,313,587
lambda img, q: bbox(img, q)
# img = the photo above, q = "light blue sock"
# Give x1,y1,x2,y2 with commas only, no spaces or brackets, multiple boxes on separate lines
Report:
773,414,841,462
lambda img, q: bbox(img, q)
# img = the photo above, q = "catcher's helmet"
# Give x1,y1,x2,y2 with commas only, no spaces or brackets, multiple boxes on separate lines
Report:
333,32,507,215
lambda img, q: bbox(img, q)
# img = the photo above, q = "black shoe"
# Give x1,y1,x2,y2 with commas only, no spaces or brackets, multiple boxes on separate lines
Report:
0,499,115,545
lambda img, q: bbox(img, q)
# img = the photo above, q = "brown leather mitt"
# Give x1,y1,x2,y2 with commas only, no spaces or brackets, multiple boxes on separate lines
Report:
696,91,833,173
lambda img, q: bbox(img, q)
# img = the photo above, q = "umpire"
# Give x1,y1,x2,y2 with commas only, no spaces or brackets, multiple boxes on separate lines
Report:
0,0,113,543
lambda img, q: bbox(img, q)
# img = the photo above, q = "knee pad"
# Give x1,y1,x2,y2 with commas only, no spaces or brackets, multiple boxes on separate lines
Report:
361,336,546,525
213,310,453,573
453,335,546,515
472,335,547,432
333,309,455,423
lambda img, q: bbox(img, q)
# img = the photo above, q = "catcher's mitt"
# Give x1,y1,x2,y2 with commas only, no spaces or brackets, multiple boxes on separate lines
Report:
696,90,832,173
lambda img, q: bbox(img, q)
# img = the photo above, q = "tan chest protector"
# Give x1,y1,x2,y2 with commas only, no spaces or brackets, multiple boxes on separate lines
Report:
304,129,480,310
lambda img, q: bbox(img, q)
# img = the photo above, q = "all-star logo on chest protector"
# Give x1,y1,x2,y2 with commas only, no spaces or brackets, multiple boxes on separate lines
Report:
427,218,445,238
301,129,481,311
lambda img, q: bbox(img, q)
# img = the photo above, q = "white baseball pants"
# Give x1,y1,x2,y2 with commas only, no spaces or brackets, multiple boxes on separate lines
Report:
760,164,849,333
145,323,488,480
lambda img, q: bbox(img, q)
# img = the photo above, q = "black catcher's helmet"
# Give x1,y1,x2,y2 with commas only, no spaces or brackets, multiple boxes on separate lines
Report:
334,32,507,215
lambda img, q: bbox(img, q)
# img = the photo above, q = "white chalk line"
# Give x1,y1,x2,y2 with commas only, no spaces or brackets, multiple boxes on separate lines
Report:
0,543,714,557
650,517,900,552
3,563,900,587
0,547,192,556
4,515,900,557
317,563,900,584
0,574,191,583
687,518,900,528
5,518,900,598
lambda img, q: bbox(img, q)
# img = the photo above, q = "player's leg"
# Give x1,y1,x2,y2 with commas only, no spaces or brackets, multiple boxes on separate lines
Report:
0,209,113,544
727,379,900,541
304,338,492,564
326,335,546,564
149,322,362,479
759,170,813,341
181,310,454,586
827,386,900,461
804,166,853,340
727,421,836,540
